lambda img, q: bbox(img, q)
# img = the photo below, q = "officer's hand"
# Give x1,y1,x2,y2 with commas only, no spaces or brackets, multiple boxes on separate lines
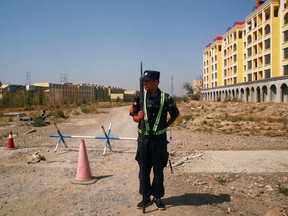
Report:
137,111,144,119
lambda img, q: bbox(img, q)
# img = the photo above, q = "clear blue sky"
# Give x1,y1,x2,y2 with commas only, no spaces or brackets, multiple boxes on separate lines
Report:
0,0,256,96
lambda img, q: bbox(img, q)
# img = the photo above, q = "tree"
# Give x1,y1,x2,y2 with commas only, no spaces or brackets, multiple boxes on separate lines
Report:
183,82,194,97
183,75,203,101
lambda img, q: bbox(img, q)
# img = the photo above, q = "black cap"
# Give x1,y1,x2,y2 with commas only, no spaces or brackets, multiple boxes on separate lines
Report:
142,70,160,81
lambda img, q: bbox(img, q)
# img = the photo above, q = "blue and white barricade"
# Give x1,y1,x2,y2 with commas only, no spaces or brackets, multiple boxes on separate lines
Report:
50,122,137,154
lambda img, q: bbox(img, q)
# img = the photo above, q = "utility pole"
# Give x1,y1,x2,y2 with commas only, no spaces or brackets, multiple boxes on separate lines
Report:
171,76,174,96
26,71,31,85
170,75,174,140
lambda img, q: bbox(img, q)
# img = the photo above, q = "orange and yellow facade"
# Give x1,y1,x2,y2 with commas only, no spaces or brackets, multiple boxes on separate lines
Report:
202,0,288,103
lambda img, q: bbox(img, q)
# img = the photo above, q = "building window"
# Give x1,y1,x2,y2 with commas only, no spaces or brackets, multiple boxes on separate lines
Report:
239,31,243,39
248,74,252,81
254,72,258,81
284,30,288,42
265,38,270,49
265,11,270,21
265,54,271,65
285,13,288,25
248,61,252,70
247,35,252,44
233,66,237,74
254,31,257,41
233,44,237,51
265,25,270,35
284,48,288,59
233,77,237,84
253,45,257,55
274,7,279,17
265,69,271,78
248,47,252,57
284,65,288,75
233,54,237,62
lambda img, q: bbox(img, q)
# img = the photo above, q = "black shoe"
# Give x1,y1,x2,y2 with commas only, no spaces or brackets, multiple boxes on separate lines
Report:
153,197,166,210
137,197,153,209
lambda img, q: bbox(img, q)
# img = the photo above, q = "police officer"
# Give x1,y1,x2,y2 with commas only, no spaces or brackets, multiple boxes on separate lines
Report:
129,70,179,210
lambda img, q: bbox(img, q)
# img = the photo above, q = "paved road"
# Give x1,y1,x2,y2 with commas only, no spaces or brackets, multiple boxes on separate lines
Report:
182,150,288,173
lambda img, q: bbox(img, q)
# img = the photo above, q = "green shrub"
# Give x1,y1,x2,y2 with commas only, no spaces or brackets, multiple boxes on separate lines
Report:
48,110,67,119
80,106,90,113
30,115,49,127
183,114,194,122
217,177,228,185
278,185,288,196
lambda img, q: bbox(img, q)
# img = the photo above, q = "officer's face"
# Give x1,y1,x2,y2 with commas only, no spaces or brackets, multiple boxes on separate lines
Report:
143,79,158,92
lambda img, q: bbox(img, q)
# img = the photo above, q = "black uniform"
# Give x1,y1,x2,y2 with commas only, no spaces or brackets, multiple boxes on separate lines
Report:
129,88,179,199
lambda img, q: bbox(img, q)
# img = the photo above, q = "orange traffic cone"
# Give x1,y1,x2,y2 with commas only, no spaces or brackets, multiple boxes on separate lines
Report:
5,131,15,150
71,139,97,185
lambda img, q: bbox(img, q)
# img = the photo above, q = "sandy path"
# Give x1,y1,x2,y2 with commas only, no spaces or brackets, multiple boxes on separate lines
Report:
0,106,287,216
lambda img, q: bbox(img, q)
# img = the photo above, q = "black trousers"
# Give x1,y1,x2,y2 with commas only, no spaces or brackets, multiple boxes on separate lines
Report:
135,136,169,199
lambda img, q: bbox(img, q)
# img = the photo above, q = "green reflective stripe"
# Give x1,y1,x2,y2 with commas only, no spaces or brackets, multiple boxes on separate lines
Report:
137,128,166,135
152,92,165,132
141,91,167,136
143,91,150,132
138,129,149,135
153,128,167,135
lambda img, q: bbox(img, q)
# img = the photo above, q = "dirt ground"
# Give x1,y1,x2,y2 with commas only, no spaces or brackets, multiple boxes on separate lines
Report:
0,101,288,216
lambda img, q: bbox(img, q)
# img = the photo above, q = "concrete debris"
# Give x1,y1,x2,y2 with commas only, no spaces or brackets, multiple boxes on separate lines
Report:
172,151,202,167
25,129,37,134
28,152,46,164
20,117,33,121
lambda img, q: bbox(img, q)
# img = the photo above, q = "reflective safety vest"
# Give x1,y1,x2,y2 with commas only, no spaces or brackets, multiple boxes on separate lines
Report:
138,91,167,136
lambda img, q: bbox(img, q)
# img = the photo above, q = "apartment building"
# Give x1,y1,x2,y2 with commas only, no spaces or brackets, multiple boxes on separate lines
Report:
202,0,288,103
203,36,223,90
33,82,124,103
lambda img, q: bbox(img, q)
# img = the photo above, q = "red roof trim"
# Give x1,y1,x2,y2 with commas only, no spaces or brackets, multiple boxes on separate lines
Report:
214,36,223,41
234,22,245,26
206,43,211,48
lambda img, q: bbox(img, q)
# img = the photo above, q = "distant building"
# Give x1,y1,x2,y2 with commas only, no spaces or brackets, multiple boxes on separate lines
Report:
0,81,137,105
202,0,288,103
193,80,203,95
